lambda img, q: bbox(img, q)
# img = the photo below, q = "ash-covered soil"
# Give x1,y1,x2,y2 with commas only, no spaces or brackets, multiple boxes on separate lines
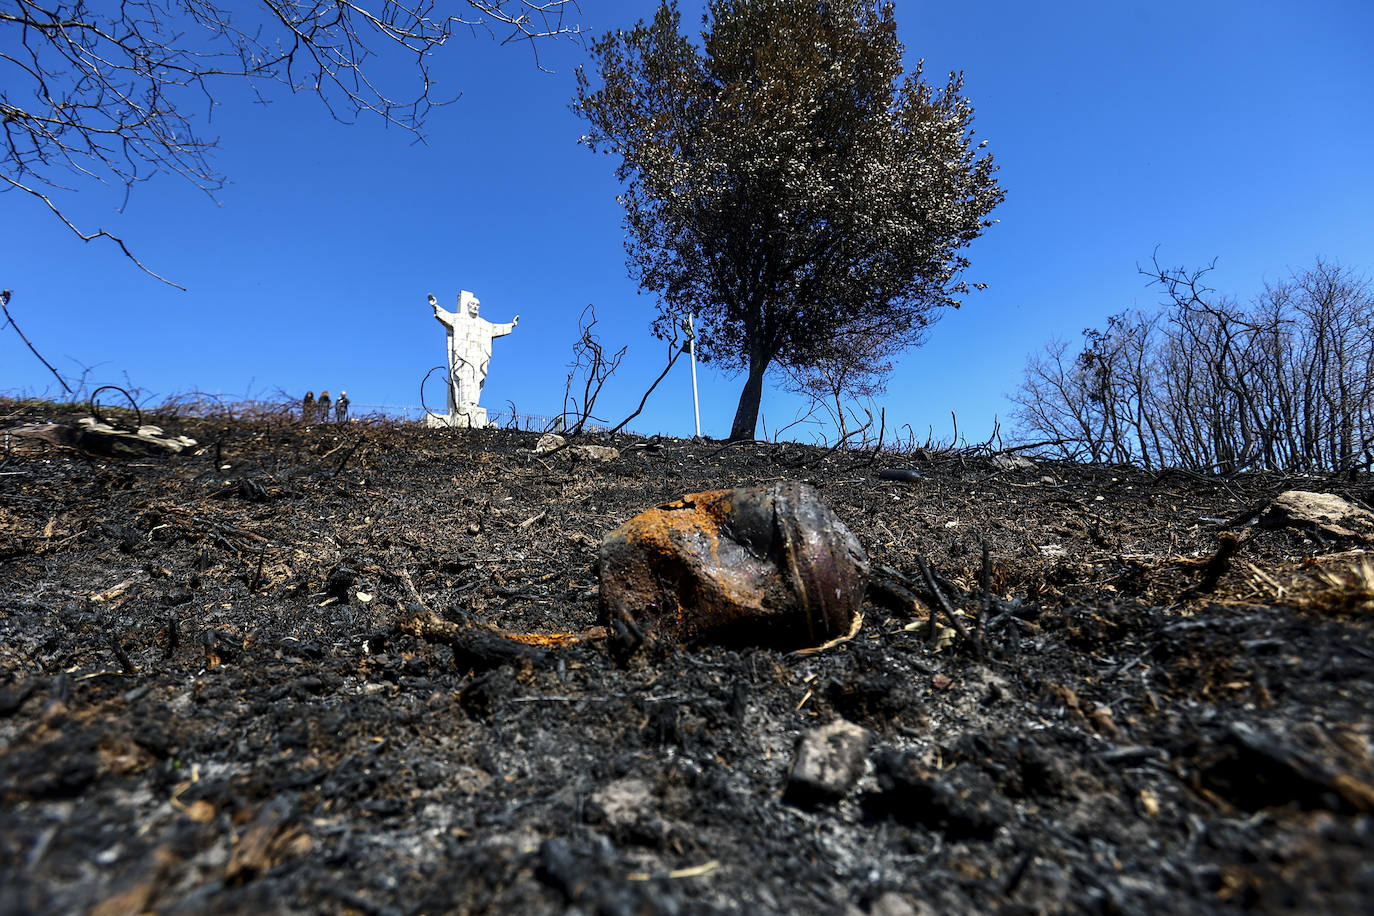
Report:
2,403,1373,914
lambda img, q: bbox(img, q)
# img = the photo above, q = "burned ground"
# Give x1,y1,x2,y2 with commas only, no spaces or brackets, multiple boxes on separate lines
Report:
1,403,1372,914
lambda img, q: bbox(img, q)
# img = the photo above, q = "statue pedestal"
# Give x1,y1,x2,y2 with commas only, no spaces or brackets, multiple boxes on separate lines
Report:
425,408,488,429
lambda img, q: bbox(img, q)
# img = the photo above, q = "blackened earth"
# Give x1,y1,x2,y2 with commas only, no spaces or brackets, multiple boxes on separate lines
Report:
2,402,1372,914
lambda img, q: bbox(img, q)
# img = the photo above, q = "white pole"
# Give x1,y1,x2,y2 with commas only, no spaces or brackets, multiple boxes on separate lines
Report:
688,314,701,437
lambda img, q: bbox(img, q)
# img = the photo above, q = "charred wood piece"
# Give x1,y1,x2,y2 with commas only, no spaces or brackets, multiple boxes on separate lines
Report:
400,607,551,671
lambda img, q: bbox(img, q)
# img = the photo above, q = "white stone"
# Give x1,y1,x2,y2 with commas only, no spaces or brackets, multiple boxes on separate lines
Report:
869,893,927,916
990,453,1036,471
426,291,517,429
534,433,566,454
532,435,618,461
1262,490,1374,539
567,444,619,461
787,718,871,803
590,777,654,829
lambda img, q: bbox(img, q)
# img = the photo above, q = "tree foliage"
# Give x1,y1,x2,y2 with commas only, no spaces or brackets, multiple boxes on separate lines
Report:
572,0,1003,439
1,0,581,279
1014,257,1374,473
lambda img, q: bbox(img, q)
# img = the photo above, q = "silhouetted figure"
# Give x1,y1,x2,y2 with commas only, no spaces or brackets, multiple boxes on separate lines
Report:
335,391,350,423
302,391,316,424
317,390,332,420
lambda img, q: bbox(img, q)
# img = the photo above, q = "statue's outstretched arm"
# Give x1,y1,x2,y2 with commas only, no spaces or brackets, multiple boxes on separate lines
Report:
430,294,457,327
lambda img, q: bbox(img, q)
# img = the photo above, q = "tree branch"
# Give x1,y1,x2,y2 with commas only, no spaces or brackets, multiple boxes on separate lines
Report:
1,174,185,287
0,289,72,394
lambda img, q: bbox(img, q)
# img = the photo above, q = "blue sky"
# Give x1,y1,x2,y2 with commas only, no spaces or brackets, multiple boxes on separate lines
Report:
3,0,1372,443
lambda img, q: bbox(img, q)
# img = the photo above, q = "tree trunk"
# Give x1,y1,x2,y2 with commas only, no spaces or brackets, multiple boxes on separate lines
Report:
730,352,771,440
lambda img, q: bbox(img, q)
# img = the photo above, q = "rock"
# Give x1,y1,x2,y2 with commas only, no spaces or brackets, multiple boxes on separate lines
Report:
1260,491,1374,540
590,777,655,829
534,433,566,454
81,419,197,456
869,892,930,916
598,481,869,650
568,444,619,461
587,776,670,847
533,435,618,461
4,419,197,458
990,453,1036,471
786,719,872,805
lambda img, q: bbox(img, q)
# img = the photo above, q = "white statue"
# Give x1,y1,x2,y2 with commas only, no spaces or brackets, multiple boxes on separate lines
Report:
427,291,519,428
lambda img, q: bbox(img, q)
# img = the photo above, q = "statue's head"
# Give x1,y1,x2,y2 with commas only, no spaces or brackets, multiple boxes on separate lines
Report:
459,290,480,317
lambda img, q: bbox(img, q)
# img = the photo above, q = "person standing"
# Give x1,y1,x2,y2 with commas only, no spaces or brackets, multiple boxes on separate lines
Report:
335,391,350,423
302,391,316,424
317,390,331,421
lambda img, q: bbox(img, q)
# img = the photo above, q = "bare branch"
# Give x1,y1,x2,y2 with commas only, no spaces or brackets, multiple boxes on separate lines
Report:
562,304,627,434
1015,255,1374,473
607,337,687,436
1,173,185,287
0,288,72,393
2,0,583,279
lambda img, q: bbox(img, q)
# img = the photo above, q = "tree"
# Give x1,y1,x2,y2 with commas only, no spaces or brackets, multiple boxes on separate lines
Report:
572,0,1003,439
1013,256,1374,473
1,0,581,281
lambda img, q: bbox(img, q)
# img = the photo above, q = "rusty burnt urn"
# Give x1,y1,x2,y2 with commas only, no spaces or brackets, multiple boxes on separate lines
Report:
598,481,869,650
